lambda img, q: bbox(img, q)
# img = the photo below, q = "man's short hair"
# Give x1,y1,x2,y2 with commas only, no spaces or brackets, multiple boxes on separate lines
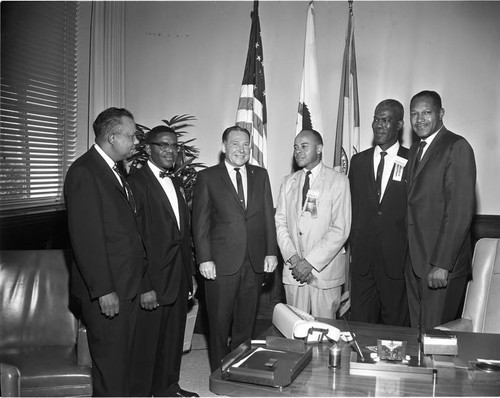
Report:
222,125,250,142
93,107,134,139
299,129,323,146
411,90,442,110
146,125,177,143
376,99,404,123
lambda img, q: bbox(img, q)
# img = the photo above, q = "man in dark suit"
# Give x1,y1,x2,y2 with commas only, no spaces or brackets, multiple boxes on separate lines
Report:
128,126,199,397
406,90,476,330
64,107,146,396
349,99,410,326
192,125,278,371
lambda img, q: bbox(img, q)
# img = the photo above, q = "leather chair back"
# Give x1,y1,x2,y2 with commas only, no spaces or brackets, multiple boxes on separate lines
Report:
462,238,500,333
0,250,78,349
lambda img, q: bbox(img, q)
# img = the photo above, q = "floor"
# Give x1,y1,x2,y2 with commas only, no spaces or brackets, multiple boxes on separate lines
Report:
179,317,273,397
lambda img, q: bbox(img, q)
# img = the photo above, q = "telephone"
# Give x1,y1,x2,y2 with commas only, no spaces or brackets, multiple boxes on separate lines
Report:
272,303,341,343
293,320,341,343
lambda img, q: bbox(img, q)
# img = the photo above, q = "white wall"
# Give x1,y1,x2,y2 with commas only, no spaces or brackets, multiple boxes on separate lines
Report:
124,1,500,214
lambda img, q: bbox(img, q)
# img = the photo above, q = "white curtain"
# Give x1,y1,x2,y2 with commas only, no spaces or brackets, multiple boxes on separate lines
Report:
87,1,126,147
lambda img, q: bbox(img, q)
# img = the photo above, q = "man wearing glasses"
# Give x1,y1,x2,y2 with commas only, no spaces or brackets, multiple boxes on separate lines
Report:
128,126,199,397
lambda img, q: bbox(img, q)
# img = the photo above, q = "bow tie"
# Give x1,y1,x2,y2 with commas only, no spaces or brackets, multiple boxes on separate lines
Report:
159,170,175,179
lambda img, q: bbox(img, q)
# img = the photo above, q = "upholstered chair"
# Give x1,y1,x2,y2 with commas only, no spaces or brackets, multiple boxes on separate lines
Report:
437,238,500,334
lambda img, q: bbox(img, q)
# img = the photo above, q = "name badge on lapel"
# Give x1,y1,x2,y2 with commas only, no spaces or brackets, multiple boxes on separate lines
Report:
392,156,408,182
305,190,319,218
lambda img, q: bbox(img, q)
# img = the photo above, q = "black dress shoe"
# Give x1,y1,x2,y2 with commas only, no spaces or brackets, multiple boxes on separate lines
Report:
172,388,199,397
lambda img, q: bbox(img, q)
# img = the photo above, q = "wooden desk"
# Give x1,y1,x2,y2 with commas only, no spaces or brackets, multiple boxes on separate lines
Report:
210,319,500,396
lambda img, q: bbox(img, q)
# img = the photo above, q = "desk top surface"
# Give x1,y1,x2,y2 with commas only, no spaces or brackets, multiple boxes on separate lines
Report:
210,319,500,396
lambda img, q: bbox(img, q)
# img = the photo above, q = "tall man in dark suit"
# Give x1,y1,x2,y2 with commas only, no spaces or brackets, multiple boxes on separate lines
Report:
128,126,199,397
64,107,146,396
406,90,476,330
192,125,278,371
349,99,410,326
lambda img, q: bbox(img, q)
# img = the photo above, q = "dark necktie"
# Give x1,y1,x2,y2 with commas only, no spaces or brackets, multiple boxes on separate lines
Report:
413,140,427,174
302,170,312,207
234,168,245,209
376,151,387,199
113,164,136,213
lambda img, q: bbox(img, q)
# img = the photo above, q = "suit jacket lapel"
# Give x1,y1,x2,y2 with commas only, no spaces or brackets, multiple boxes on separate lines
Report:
366,148,379,202
218,162,245,212
310,164,326,201
90,146,128,200
412,127,447,182
172,177,188,235
381,146,405,204
300,163,325,215
245,164,253,212
144,165,180,233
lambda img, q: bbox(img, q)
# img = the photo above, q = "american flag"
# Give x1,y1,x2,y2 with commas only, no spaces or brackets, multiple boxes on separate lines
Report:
333,2,360,175
296,1,323,136
236,0,267,168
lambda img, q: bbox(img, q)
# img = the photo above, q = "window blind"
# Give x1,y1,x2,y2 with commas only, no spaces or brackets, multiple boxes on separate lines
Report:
1,1,78,211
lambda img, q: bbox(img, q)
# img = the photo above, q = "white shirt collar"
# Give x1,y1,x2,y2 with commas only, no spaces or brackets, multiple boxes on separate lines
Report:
225,160,247,175
375,141,400,158
94,143,116,170
304,162,321,180
148,160,169,178
420,125,443,146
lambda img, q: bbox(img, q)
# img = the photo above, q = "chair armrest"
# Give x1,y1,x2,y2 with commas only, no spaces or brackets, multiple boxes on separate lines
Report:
1,362,21,397
77,322,92,367
435,317,473,332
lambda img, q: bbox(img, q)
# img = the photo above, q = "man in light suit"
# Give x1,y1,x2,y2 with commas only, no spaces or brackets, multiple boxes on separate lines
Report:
349,99,410,326
275,129,351,318
406,90,476,330
64,107,146,396
192,125,278,371
128,126,198,397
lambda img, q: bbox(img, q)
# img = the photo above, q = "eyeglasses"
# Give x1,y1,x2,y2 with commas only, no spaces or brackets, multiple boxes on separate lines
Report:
149,142,180,152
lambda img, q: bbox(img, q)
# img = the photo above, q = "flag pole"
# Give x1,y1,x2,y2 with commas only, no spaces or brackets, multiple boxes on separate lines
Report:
235,0,268,168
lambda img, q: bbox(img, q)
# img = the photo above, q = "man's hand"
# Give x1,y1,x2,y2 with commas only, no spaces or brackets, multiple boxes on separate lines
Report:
427,266,449,289
189,276,198,300
141,290,159,310
264,255,278,273
99,292,120,318
200,261,217,280
289,254,300,268
291,259,313,284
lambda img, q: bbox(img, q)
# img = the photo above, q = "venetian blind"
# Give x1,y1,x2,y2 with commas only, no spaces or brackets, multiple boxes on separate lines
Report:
0,2,78,211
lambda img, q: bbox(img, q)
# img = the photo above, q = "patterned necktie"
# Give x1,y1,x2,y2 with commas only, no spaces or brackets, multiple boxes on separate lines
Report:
302,170,312,207
234,168,245,209
113,164,136,213
376,151,387,199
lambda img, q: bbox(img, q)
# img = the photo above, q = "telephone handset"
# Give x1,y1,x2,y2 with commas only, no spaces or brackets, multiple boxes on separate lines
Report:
272,303,341,343
293,320,341,343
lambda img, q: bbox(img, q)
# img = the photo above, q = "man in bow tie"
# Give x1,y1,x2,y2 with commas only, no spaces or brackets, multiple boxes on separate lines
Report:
192,125,278,371
128,126,199,397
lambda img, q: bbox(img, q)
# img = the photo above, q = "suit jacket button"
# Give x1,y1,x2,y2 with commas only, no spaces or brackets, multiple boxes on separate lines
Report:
299,232,303,235
377,211,383,215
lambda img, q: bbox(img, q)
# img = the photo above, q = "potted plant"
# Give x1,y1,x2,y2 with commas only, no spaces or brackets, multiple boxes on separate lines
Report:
126,114,205,207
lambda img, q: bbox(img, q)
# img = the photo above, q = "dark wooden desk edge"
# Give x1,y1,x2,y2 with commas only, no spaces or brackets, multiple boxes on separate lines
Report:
209,321,500,397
